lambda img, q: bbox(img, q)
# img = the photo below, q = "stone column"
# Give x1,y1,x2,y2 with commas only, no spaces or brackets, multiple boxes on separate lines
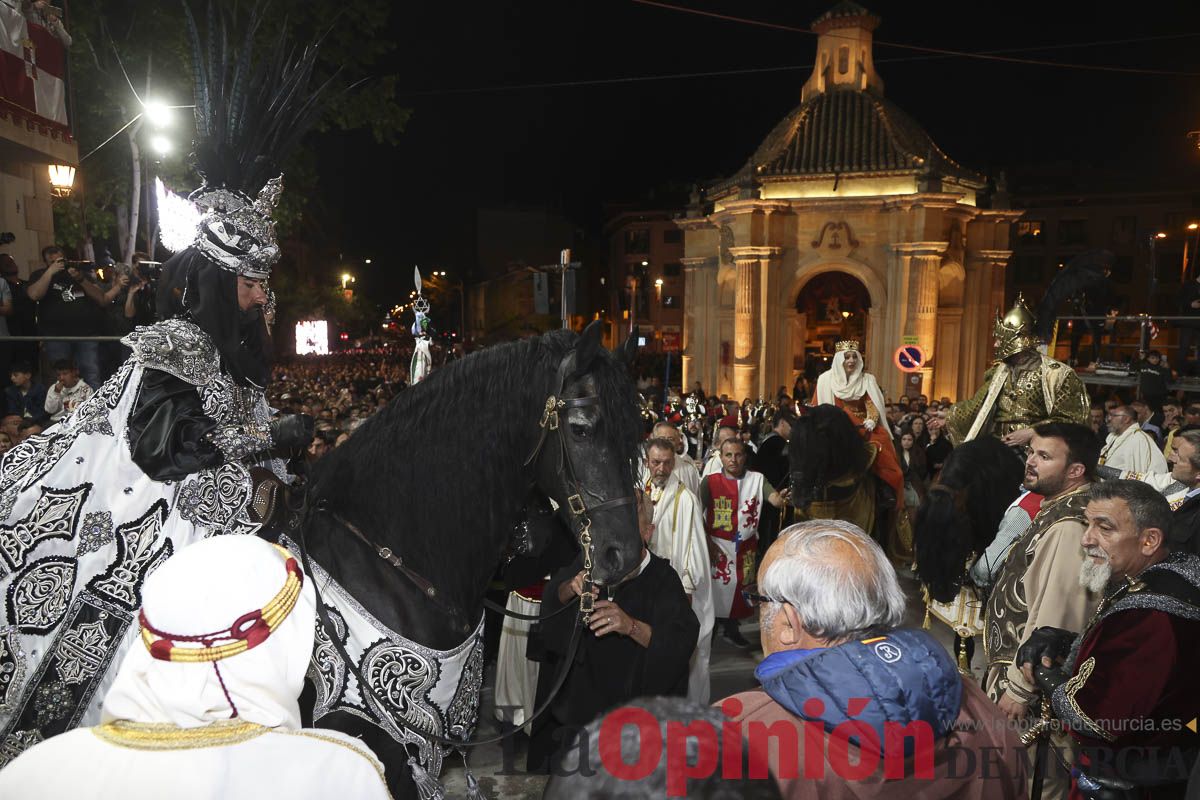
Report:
732,253,759,402
889,242,948,396
960,249,1013,389
680,257,705,392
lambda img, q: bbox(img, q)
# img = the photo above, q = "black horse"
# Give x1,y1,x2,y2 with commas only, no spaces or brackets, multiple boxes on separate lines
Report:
913,437,1025,605
788,404,883,542
269,322,644,796
913,438,1024,668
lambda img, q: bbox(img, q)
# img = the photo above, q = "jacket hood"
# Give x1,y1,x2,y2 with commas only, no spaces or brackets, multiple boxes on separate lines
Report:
758,627,962,749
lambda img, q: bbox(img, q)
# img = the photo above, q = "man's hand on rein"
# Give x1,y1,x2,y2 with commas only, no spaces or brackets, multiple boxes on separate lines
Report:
589,599,632,638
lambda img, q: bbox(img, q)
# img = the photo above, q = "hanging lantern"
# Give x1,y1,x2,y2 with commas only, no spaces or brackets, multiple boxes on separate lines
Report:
48,164,76,198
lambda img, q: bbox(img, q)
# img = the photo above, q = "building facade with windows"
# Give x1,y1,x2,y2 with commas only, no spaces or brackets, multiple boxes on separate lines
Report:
0,4,75,276
602,209,685,352
677,2,1019,403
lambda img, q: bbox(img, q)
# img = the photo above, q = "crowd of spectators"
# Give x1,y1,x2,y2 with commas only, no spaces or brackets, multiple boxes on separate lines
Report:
266,350,410,459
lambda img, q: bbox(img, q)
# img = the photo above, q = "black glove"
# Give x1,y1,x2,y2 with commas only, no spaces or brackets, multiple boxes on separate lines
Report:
1016,626,1076,695
269,414,315,451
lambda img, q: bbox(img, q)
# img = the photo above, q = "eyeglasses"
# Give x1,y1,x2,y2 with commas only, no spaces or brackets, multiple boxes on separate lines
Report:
743,591,779,605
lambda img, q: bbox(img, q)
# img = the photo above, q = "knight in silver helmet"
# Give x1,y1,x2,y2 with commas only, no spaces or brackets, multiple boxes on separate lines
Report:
0,4,330,765
945,293,1090,448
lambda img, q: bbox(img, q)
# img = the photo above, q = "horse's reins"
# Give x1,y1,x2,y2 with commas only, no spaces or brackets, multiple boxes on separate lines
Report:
295,345,637,753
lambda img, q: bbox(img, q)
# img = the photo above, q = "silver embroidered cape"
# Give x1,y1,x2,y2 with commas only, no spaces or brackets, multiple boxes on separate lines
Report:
0,318,282,766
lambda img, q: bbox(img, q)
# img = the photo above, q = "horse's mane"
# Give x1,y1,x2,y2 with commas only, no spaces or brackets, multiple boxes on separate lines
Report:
914,437,1024,602
307,330,641,604
791,404,869,487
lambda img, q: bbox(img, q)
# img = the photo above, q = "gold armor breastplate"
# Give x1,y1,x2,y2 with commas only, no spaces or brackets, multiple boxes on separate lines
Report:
994,367,1045,424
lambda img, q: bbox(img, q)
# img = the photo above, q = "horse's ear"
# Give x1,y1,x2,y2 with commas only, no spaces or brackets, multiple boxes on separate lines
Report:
575,320,603,372
616,330,639,365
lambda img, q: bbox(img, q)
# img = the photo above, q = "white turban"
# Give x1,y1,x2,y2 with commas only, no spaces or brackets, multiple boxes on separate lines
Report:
102,535,317,730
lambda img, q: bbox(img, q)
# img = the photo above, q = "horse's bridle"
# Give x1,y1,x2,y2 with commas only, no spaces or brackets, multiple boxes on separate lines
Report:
522,348,638,619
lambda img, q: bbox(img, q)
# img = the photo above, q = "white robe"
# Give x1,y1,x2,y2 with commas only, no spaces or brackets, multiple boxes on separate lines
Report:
674,455,702,496
649,474,714,704
0,723,390,800
1100,426,1168,474
0,534,390,800
493,590,541,730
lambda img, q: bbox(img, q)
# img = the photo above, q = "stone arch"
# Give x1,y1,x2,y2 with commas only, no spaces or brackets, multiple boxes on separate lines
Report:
786,258,887,314
782,259,889,390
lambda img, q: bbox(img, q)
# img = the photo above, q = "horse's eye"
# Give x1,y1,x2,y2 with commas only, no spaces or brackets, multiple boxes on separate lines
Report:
570,423,591,439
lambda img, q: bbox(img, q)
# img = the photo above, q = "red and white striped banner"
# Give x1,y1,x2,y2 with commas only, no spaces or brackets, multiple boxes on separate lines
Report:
0,2,67,128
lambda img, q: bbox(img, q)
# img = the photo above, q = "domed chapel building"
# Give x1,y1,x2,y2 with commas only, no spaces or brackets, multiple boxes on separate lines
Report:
678,2,1021,402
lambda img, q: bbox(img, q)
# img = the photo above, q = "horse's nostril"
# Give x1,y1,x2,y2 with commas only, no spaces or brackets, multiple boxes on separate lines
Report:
602,544,624,575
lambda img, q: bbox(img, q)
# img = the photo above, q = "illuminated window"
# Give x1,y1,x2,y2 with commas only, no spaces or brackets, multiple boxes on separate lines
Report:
1015,220,1043,245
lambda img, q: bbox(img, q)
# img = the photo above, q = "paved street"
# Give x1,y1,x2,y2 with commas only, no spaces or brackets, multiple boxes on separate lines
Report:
441,568,977,798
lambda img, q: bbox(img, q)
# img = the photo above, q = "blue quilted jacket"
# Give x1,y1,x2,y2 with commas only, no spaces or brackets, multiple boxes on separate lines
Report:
755,627,962,749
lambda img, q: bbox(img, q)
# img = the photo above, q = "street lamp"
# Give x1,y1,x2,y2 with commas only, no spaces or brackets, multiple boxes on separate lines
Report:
142,99,173,127
48,164,76,197
341,272,355,290
149,135,171,156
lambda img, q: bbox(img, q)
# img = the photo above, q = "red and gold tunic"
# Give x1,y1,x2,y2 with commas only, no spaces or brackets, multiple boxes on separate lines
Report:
821,392,906,513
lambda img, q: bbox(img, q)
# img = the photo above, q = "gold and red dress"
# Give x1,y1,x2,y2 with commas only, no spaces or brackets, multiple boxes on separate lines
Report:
818,392,906,515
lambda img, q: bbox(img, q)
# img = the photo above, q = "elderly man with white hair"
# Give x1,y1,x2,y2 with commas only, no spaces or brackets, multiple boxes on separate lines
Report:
0,535,390,800
718,520,1024,799
644,420,701,495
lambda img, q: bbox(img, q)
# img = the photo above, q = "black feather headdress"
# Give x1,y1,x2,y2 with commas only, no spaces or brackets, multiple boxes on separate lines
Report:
157,2,336,279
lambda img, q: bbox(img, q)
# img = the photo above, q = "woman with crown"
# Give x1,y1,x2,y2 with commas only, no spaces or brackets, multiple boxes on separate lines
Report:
0,6,325,760
813,340,910,557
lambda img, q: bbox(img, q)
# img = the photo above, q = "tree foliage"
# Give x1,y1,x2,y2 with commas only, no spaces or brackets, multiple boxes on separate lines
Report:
54,0,408,260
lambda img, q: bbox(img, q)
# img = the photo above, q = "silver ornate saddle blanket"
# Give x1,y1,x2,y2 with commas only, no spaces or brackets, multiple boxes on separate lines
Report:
280,535,484,776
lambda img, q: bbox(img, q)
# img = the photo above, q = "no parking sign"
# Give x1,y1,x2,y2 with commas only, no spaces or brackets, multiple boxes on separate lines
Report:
894,344,926,373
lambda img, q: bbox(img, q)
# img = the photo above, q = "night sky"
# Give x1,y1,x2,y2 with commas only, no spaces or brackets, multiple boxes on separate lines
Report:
315,0,1200,302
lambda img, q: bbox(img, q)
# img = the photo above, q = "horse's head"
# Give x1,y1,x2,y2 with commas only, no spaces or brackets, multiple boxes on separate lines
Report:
787,404,866,508
529,322,642,585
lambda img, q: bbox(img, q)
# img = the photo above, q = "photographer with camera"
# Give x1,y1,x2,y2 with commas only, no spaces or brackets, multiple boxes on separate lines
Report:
26,245,110,388
122,253,157,328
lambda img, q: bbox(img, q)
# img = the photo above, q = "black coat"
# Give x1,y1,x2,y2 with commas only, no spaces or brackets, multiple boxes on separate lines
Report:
528,552,699,771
